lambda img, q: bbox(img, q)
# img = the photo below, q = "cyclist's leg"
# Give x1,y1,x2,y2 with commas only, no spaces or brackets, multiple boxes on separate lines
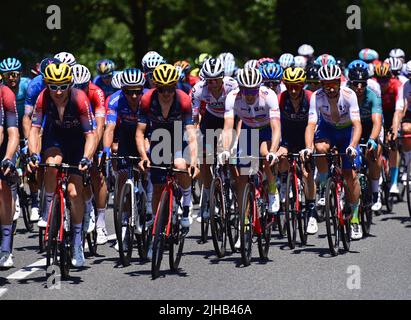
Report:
261,140,279,213
0,178,14,267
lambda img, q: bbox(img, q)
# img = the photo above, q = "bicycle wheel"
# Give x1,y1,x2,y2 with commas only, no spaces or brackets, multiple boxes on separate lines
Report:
209,177,227,257
297,182,308,246
60,230,71,280
46,194,60,275
406,165,411,217
151,189,169,279
341,207,351,252
240,183,254,266
359,177,372,236
324,178,339,256
169,211,186,272
192,179,201,205
227,185,240,253
116,183,134,267
19,185,34,232
285,172,297,249
257,204,271,260
381,165,393,213
136,191,151,260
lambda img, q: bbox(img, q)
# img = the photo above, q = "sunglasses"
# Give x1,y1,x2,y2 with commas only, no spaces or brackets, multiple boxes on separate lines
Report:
101,74,113,79
123,88,143,96
350,81,367,88
264,81,280,88
157,86,176,94
48,84,70,91
74,83,89,90
240,87,259,96
322,81,340,89
285,83,304,91
2,71,20,79
206,78,223,83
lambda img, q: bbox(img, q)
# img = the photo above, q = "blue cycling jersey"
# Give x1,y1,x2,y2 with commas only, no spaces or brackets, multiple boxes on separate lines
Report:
24,75,45,116
14,77,31,121
93,73,119,98
105,90,139,128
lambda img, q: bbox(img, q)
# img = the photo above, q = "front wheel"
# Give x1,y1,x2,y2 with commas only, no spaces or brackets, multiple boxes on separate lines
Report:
116,183,134,267
240,183,254,266
46,194,60,275
285,172,297,249
209,177,227,258
324,178,339,256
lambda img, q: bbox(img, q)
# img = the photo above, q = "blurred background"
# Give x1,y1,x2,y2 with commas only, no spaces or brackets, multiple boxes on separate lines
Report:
0,0,410,73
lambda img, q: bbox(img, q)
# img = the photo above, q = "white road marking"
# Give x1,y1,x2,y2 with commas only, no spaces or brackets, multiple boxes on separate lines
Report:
7,258,46,280
0,288,8,298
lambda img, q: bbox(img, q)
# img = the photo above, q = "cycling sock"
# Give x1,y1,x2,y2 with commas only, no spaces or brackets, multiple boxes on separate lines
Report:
306,199,316,218
202,188,210,204
30,191,39,208
318,172,328,189
85,198,93,214
72,223,82,247
371,179,379,194
404,151,411,166
146,175,153,203
43,192,54,221
268,181,277,194
121,212,128,225
181,186,192,207
390,167,399,186
11,183,17,200
1,225,12,253
96,208,105,229
350,202,360,224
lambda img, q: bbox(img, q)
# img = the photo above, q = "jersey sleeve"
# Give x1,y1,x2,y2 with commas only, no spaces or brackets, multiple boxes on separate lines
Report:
308,92,319,124
105,94,118,125
177,90,194,127
347,90,361,122
395,83,405,111
138,89,154,125
224,90,237,119
24,77,42,116
31,89,48,128
267,90,280,119
75,90,94,134
190,82,202,118
369,89,382,115
90,86,106,118
1,86,18,129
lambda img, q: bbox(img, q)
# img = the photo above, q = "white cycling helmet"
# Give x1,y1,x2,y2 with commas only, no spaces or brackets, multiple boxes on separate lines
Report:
298,44,314,57
278,53,295,69
244,59,258,69
318,65,342,81
111,72,123,89
388,57,403,71
141,51,165,72
294,55,307,68
71,64,91,85
54,52,76,66
121,68,145,87
405,61,411,75
218,52,235,63
201,58,224,78
368,63,375,77
236,68,262,88
389,48,405,59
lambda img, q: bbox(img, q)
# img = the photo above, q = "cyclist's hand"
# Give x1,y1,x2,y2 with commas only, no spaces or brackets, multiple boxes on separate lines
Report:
367,138,378,151
138,158,150,172
275,148,287,159
217,150,230,165
1,158,15,176
28,153,40,173
299,148,313,161
188,164,200,179
21,139,29,156
346,146,357,158
79,157,92,171
266,152,278,166
98,147,111,166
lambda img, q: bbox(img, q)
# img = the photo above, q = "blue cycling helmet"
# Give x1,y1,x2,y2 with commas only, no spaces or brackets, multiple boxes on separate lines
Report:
348,59,368,71
96,59,116,75
358,48,379,63
39,57,61,76
0,57,22,72
314,54,336,66
259,62,283,81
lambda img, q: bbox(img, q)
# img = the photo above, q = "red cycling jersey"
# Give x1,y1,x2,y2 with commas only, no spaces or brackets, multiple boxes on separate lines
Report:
0,84,18,129
87,82,106,118
380,78,404,113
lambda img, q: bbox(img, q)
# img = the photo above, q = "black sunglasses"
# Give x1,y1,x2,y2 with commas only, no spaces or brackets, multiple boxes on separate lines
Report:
123,88,143,96
157,86,176,94
350,81,368,88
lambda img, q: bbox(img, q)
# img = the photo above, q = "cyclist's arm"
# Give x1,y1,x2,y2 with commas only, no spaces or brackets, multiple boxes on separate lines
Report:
3,88,19,159
83,132,95,160
186,124,198,167
267,89,281,153
77,91,97,159
370,90,383,141
349,119,362,148
305,93,318,149
95,117,105,144
22,112,32,139
136,123,148,161
93,87,106,143
103,123,115,150
222,116,235,151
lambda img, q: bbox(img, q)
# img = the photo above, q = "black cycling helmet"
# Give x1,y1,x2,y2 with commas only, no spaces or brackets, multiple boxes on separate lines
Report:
306,64,320,82
348,67,369,82
336,58,346,71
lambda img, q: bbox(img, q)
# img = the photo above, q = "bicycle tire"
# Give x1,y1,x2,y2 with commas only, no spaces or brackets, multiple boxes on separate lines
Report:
117,183,134,267
341,210,351,252
285,172,297,249
151,189,169,279
200,212,210,244
325,178,339,256
46,195,60,274
359,176,372,236
297,179,308,246
136,191,151,260
381,165,393,213
19,186,34,232
257,203,271,260
209,177,227,257
60,230,71,280
240,183,253,266
169,209,186,272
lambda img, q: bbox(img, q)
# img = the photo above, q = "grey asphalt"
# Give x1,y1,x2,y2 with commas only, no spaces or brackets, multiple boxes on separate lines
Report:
1,199,410,300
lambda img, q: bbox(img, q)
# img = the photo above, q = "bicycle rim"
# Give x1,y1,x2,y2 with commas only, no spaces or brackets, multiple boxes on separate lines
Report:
285,173,297,249
240,183,253,266
117,183,133,267
209,177,227,257
325,179,339,256
227,186,239,253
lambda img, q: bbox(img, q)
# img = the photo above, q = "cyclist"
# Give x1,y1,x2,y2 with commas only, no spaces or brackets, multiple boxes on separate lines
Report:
375,61,404,194
174,60,192,94
314,54,337,67
0,57,31,223
142,51,166,89
23,57,61,222
137,64,199,230
359,48,379,64
348,67,383,212
72,64,108,243
259,62,286,95
387,57,408,85
221,67,281,222
275,67,318,234
54,52,76,67
28,63,96,267
278,53,294,69
93,59,117,98
103,68,147,249
298,44,315,65
0,83,19,268
191,58,238,221
305,64,321,92
400,62,411,171
347,60,381,98
302,65,363,240
294,56,308,69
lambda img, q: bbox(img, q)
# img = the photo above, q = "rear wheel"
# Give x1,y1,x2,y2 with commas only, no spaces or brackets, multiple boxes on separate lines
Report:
46,195,60,276
240,183,254,266
325,178,339,256
209,177,227,258
151,189,169,279
116,183,134,267
136,192,151,260
169,208,186,272
285,172,297,249
359,175,372,236
257,204,271,260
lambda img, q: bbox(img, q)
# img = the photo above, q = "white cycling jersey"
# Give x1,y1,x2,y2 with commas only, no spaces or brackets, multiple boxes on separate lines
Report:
402,79,411,112
225,85,280,128
398,75,408,86
273,83,287,95
308,86,360,128
191,76,238,118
